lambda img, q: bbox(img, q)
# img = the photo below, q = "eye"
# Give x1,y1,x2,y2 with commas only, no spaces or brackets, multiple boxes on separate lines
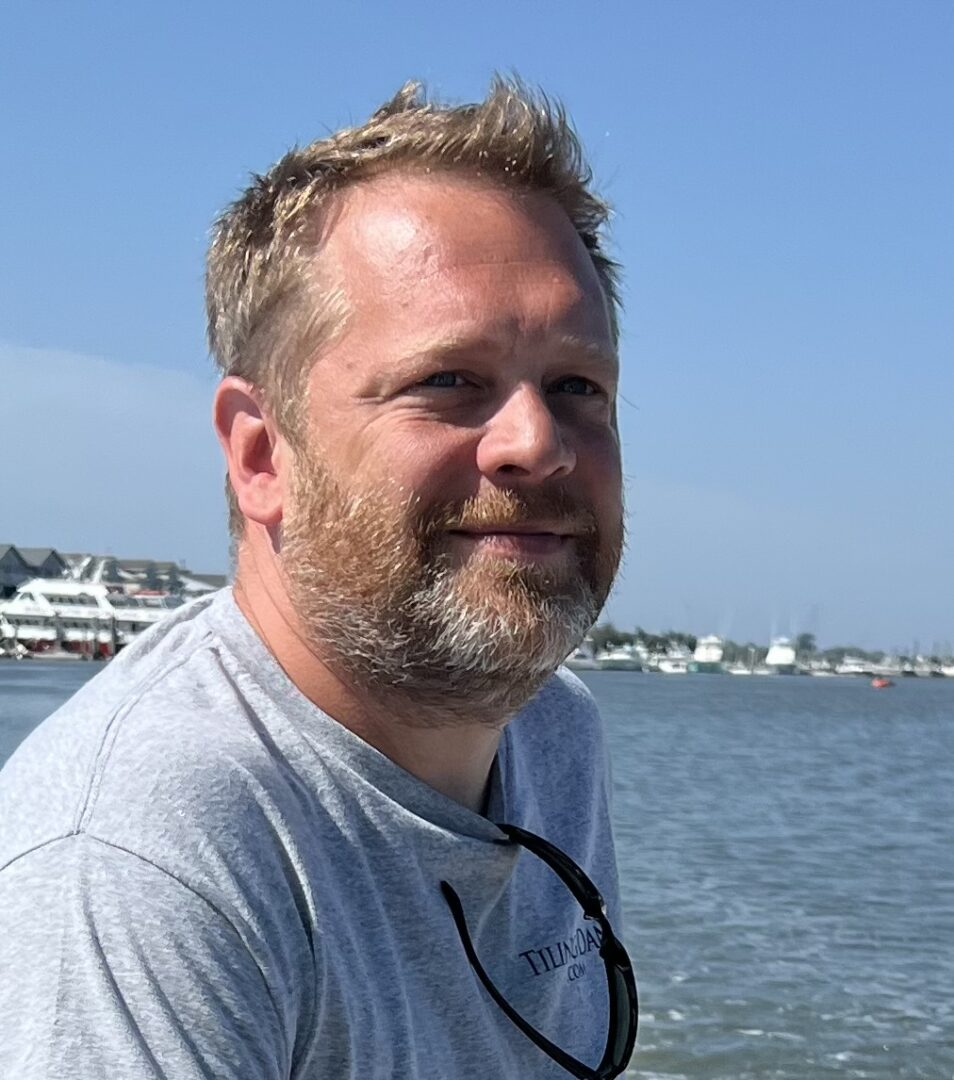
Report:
550,375,599,396
417,371,468,389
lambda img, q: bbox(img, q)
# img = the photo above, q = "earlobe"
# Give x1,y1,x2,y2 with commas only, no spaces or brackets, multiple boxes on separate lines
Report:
213,378,285,528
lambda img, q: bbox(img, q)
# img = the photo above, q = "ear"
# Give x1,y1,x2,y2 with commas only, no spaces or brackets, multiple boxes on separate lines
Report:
213,377,286,528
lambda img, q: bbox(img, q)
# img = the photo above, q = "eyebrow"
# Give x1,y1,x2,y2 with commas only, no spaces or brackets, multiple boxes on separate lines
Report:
399,331,618,370
553,333,619,368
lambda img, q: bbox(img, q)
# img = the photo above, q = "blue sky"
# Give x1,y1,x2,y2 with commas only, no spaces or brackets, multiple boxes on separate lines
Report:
1,1,951,650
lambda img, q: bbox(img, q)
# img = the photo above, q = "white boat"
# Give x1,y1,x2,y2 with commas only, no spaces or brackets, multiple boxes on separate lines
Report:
596,645,642,671
765,637,798,675
564,646,599,671
835,655,873,676
803,658,836,676
725,662,753,676
689,635,724,674
656,646,691,675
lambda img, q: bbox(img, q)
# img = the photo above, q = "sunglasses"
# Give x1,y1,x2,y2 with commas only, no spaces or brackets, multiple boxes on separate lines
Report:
441,823,638,1079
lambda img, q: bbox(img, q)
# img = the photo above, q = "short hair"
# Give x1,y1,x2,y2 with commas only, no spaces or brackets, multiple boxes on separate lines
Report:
207,76,620,539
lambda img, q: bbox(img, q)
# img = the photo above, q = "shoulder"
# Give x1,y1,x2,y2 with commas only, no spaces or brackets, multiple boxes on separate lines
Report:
537,665,601,714
505,666,608,790
515,665,604,740
501,668,618,896
0,612,319,999
76,662,307,903
0,591,292,880
0,831,300,1080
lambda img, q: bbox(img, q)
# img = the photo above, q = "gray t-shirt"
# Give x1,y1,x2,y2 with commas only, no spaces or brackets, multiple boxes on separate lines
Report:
0,590,622,1079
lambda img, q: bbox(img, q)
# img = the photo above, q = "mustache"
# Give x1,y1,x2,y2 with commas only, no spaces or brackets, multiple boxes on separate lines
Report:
422,487,599,537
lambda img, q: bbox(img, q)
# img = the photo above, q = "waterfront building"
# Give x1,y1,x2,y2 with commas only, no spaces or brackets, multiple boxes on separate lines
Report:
0,545,70,598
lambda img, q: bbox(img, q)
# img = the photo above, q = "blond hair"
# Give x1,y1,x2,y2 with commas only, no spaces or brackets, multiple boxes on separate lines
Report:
207,77,620,538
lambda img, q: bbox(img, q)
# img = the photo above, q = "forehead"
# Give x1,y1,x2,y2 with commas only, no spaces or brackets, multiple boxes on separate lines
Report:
315,171,613,353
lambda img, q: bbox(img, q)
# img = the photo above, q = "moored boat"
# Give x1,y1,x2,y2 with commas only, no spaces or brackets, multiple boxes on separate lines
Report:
564,645,599,671
596,645,642,671
765,637,798,675
656,646,691,675
689,635,725,674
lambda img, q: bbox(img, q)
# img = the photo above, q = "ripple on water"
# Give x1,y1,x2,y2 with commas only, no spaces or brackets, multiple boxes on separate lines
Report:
586,672,954,1080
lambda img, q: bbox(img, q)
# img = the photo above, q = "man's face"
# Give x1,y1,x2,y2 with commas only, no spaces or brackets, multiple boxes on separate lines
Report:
281,173,623,718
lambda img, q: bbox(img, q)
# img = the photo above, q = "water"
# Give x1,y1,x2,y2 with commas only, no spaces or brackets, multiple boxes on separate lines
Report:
0,660,100,763
2,662,952,1078
581,672,954,1079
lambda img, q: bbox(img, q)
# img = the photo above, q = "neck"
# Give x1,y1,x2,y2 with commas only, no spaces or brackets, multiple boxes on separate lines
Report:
233,545,505,814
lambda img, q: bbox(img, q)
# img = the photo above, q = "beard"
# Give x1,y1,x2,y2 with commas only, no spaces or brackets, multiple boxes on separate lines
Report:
280,449,623,724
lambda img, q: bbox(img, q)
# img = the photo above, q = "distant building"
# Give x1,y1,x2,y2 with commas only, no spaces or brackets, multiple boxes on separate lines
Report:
16,548,69,579
1,543,227,601
62,553,227,595
0,544,70,597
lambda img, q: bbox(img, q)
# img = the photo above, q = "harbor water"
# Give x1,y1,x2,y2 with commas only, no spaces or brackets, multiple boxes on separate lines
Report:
2,662,952,1078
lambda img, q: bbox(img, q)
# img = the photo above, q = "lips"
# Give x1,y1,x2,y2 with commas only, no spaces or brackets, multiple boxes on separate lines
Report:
447,528,573,558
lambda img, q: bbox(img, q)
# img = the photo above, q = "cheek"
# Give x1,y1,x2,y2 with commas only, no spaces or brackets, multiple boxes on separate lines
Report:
362,425,481,496
577,427,622,491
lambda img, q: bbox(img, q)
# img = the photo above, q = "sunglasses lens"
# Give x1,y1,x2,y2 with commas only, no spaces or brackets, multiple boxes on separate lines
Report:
609,961,638,1066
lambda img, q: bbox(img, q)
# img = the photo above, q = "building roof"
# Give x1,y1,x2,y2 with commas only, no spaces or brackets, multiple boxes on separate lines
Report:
6,547,227,587
2,545,57,568
17,547,66,568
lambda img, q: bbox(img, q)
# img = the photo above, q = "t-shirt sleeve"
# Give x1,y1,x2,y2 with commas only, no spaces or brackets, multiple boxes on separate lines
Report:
0,834,294,1079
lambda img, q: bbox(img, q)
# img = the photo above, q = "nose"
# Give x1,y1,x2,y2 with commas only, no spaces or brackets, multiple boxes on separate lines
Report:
475,383,576,483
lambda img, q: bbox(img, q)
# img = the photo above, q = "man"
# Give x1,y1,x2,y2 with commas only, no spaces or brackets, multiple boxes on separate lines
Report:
0,79,634,1078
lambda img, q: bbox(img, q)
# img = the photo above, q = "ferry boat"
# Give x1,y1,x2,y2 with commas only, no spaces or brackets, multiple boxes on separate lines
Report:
0,578,198,657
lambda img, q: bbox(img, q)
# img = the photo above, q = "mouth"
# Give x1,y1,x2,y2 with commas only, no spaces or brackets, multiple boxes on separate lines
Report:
447,524,577,559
